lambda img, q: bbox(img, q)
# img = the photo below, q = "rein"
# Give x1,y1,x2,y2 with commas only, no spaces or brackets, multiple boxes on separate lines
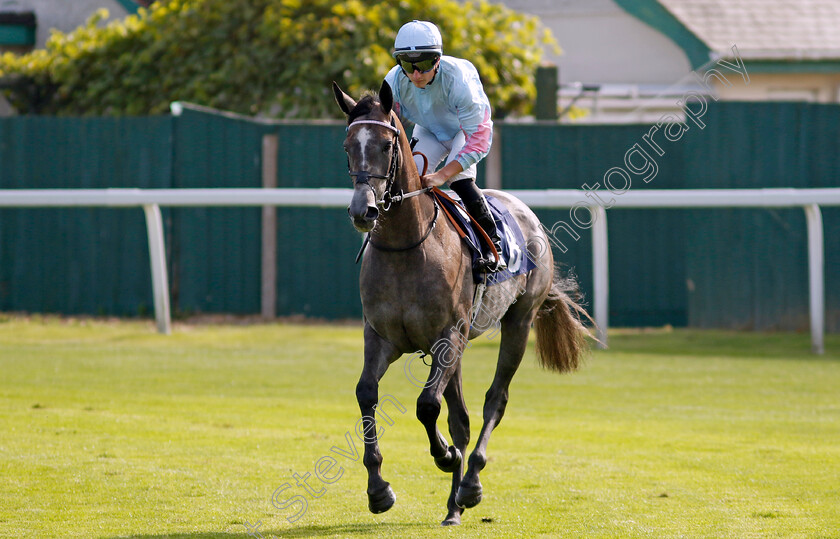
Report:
368,201,439,252
355,199,439,263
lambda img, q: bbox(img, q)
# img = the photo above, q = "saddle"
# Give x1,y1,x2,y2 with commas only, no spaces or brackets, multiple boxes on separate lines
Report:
431,188,536,284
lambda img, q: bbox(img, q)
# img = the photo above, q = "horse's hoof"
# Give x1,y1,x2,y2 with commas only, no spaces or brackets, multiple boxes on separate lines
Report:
441,515,461,526
434,445,462,473
455,482,483,508
367,484,396,514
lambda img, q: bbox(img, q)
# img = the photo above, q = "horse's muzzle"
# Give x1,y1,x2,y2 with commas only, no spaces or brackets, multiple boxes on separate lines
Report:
348,186,379,232
348,205,379,232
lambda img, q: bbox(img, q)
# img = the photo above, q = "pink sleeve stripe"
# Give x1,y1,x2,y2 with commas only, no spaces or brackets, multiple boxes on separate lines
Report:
457,107,492,160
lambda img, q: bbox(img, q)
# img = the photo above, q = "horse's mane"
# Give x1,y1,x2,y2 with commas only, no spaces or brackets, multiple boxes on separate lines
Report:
348,93,381,124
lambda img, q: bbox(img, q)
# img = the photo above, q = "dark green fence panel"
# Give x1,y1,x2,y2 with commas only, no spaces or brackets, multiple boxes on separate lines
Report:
684,207,811,330
500,122,692,327
825,208,840,332
170,108,267,315
0,103,837,331
0,116,172,316
273,123,363,319
606,210,688,327
275,208,363,319
808,102,840,334
527,207,594,314
500,101,840,331
169,114,363,318
274,123,347,188
680,102,840,331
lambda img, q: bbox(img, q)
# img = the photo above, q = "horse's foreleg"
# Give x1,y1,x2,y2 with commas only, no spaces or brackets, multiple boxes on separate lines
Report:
416,330,465,475
456,315,531,509
357,323,401,514
441,364,469,526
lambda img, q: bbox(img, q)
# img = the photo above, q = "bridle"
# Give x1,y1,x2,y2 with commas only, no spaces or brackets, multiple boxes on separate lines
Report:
345,116,438,260
346,118,432,212
346,118,402,212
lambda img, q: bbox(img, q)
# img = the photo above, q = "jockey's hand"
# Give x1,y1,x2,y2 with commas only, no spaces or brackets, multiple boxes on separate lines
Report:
421,161,464,188
421,172,448,188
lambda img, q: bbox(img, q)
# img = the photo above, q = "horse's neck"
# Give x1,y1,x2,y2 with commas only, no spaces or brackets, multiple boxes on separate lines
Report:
371,149,434,246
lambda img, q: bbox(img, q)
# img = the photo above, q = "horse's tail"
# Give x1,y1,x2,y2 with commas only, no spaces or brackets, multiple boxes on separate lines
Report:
533,270,595,373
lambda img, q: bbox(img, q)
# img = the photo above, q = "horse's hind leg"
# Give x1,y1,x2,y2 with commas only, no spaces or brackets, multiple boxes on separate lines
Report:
357,323,401,514
441,364,469,526
456,312,533,509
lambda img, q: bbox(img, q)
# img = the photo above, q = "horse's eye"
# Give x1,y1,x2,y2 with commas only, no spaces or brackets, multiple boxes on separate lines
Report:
382,142,392,153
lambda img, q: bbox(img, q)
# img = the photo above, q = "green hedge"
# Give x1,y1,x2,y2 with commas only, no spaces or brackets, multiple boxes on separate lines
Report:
0,0,557,118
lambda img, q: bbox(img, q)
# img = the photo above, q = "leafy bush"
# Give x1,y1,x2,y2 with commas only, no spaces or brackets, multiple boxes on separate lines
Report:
0,0,557,117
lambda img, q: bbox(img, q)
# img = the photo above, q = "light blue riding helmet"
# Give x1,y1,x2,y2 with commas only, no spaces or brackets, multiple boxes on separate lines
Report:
392,20,443,58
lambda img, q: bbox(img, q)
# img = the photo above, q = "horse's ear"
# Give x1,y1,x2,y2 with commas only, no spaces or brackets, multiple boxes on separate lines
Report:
333,81,356,116
379,80,393,116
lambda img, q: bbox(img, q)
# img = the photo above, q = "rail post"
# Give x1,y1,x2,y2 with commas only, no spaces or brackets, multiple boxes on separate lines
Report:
142,204,172,335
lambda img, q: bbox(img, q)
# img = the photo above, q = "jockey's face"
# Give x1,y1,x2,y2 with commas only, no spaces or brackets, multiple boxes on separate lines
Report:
397,54,439,89
407,66,437,88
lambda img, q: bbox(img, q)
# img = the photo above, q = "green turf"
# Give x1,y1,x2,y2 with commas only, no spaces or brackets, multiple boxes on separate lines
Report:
0,315,838,538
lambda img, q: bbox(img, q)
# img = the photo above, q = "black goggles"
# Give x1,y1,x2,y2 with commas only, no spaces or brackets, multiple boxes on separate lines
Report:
397,54,439,74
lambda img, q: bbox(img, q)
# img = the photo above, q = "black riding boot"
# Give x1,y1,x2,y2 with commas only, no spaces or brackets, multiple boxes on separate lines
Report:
464,195,507,272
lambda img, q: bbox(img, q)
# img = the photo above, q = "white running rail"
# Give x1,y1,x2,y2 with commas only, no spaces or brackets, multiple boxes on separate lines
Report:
1,187,837,354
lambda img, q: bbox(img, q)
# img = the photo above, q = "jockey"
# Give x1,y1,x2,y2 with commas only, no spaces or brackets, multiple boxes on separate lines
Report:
385,20,506,272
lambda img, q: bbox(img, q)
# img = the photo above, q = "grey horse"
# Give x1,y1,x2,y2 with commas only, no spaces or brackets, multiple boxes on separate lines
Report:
333,80,591,526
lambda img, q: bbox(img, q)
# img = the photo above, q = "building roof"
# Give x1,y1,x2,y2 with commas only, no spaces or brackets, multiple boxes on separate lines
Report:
656,0,840,60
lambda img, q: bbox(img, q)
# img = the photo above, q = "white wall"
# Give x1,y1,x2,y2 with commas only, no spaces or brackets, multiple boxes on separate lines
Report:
492,0,692,85
715,73,840,104
2,0,130,48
